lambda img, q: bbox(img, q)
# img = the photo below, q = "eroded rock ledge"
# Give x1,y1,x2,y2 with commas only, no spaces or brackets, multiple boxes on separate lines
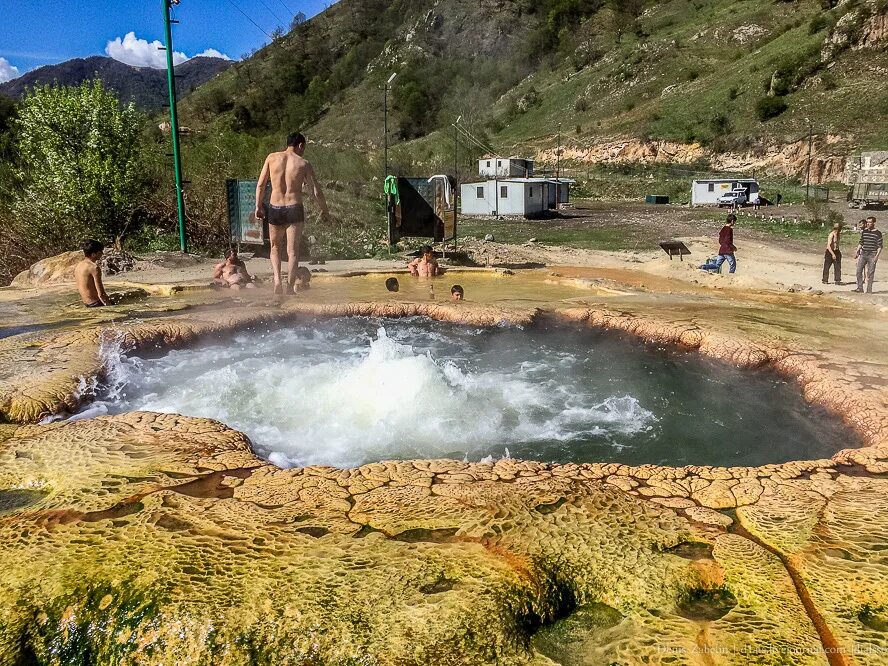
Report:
1,299,887,664
2,413,887,665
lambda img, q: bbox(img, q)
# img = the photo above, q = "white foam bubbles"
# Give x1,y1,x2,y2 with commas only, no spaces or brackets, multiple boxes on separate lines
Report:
92,318,658,468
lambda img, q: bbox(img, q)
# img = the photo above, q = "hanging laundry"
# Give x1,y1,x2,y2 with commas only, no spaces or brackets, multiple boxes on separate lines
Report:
384,175,400,204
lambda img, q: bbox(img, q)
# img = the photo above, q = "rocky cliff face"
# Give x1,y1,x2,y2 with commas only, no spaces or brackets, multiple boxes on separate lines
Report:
538,136,849,184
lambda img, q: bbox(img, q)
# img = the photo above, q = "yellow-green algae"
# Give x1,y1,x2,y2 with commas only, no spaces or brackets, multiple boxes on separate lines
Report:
1,267,887,664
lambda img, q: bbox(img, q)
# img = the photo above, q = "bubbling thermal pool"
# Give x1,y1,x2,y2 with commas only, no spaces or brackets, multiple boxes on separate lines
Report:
86,317,853,468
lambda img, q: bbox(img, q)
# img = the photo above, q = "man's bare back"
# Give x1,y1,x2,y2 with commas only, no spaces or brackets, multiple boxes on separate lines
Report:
262,151,311,207
74,240,110,307
255,133,329,295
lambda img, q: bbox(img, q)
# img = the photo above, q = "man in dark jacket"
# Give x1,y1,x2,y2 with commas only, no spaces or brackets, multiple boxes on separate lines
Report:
714,214,737,273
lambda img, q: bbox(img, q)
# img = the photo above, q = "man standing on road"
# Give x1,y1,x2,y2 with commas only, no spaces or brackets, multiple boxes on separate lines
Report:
853,216,882,293
822,223,842,285
255,132,329,295
714,214,737,274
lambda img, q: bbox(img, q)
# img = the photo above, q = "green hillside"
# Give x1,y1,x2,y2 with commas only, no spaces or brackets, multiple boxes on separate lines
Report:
2,0,887,284
181,0,888,178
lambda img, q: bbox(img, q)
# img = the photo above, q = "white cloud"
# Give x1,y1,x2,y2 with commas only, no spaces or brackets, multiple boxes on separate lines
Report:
0,57,20,83
105,32,231,69
106,32,186,68
193,48,232,61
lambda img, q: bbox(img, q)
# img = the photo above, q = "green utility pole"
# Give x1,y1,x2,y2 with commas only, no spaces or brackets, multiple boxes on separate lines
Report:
162,0,188,253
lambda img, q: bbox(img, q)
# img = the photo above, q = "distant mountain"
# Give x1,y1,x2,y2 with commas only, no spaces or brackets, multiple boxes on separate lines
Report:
0,55,234,111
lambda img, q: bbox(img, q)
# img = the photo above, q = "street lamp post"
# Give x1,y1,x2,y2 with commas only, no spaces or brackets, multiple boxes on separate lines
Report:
383,72,396,181
453,115,461,186
804,118,813,202
556,123,562,210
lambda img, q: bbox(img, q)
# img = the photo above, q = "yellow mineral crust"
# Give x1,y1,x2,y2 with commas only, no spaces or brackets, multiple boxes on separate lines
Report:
0,288,886,664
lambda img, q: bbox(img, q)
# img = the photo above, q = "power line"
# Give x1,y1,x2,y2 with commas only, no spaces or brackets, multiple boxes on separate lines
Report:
274,0,297,17
223,0,274,39
253,0,287,26
461,125,496,154
455,124,494,155
457,128,490,154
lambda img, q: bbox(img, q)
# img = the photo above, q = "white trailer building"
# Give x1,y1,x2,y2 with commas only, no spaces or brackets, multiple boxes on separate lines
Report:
478,157,534,178
691,178,760,205
460,178,574,217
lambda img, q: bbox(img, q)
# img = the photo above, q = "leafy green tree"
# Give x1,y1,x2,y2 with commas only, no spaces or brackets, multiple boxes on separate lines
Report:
13,80,144,248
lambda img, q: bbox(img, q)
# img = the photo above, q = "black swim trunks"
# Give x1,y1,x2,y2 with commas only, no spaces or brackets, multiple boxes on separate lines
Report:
267,203,305,227
85,301,105,308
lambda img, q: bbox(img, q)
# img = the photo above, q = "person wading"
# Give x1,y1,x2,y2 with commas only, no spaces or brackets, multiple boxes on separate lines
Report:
255,132,329,295
822,222,843,285
853,216,882,293
715,214,738,274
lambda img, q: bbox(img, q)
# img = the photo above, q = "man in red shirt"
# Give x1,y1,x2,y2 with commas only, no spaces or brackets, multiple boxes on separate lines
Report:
715,214,737,273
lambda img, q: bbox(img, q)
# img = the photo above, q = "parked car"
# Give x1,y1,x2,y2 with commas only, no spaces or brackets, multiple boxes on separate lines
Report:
717,191,747,207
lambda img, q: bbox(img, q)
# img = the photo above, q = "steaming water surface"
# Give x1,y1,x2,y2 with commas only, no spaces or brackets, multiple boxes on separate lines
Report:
92,317,853,468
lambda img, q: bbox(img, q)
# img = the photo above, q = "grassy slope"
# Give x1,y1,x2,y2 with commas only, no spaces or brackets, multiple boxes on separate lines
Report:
184,0,886,153
458,0,888,155
169,0,888,257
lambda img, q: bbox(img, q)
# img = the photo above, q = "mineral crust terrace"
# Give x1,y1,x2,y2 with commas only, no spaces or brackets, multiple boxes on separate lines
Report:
1,275,887,665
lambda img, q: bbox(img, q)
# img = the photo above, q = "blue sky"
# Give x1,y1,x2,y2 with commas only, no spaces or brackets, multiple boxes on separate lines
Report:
0,0,330,81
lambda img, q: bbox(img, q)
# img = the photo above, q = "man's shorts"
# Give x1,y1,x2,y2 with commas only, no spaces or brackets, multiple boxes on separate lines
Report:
267,203,305,227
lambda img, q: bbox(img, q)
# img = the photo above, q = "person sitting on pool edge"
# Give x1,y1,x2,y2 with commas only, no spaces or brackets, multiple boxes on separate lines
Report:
213,248,256,290
385,277,399,292
451,284,464,301
408,246,438,277
74,239,111,308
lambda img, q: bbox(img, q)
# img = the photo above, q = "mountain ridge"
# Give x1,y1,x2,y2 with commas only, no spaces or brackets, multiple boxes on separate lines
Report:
0,55,234,111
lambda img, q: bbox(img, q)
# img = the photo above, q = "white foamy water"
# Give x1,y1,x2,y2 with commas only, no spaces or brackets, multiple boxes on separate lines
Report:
90,318,657,468
75,317,856,467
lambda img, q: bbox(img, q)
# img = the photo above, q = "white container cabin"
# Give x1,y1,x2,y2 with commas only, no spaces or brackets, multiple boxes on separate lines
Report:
460,178,574,217
691,178,760,205
478,157,534,178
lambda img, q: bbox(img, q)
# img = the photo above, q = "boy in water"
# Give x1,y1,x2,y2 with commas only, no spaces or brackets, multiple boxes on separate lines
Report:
213,248,256,290
451,284,464,300
385,277,399,292
293,266,312,292
408,246,438,277
74,239,111,307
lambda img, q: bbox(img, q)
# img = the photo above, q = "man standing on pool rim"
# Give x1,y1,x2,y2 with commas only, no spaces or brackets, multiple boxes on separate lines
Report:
255,132,330,295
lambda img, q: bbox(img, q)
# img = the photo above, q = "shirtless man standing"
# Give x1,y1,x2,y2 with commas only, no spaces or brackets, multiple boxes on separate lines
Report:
74,239,111,307
255,132,329,295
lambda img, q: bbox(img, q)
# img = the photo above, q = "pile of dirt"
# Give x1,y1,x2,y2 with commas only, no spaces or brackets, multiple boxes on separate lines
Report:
453,237,550,268
99,248,136,275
